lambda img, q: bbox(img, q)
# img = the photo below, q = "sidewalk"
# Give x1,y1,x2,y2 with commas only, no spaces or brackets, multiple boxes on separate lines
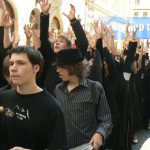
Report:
132,130,150,150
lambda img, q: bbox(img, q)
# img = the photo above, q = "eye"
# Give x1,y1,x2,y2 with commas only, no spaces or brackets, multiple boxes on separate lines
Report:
18,62,25,65
9,62,13,66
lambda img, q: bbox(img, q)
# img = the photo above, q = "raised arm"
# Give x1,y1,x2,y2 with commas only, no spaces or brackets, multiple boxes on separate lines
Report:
24,24,32,46
124,27,138,74
30,15,41,49
38,0,55,63
108,26,116,56
1,3,13,49
0,0,13,48
39,0,50,44
63,4,88,57
124,20,130,48
0,0,6,26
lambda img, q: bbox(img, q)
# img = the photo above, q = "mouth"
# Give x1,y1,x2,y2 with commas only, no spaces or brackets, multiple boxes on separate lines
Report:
10,75,20,79
59,74,63,79
55,45,59,49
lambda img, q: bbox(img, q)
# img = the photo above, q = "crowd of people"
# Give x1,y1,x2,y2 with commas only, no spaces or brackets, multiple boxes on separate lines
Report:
0,0,150,150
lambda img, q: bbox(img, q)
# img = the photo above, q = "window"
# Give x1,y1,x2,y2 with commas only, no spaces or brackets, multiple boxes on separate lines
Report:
135,0,140,5
143,12,148,17
88,0,95,3
134,11,139,17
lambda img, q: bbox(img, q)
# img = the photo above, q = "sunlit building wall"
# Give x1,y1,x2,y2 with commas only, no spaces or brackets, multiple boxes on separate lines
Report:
130,0,150,17
0,0,135,45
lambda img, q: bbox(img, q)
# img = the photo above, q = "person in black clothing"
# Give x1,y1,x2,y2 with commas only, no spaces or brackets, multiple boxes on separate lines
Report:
55,48,112,149
0,55,14,91
37,1,88,95
96,36,119,150
0,26,7,87
0,46,68,150
116,40,143,150
0,0,14,87
143,59,150,129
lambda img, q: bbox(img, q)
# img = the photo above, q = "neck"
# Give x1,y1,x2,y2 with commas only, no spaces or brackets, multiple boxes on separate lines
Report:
17,82,42,95
67,76,80,92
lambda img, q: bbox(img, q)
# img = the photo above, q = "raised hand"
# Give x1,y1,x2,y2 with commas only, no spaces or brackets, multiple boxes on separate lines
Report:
0,0,6,10
92,19,103,39
92,19,100,33
39,0,50,15
2,10,14,29
30,14,38,30
63,4,76,21
108,25,114,37
132,26,139,42
11,32,20,47
24,24,32,40
124,20,131,46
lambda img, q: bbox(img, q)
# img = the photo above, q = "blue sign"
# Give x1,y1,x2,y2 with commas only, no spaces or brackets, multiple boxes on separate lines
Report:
104,17,150,40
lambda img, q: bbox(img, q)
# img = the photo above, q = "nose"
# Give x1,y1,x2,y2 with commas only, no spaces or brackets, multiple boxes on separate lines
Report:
56,67,59,73
55,41,59,45
9,63,17,73
56,67,61,73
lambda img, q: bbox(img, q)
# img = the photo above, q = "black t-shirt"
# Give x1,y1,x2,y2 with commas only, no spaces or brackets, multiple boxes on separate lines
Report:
0,89,68,150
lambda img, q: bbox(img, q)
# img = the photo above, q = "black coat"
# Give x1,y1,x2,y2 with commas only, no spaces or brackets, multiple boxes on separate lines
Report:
143,68,150,128
116,41,143,150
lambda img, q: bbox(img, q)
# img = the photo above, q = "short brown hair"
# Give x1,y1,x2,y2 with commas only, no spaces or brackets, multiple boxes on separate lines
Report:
3,55,10,77
57,35,72,47
61,62,89,79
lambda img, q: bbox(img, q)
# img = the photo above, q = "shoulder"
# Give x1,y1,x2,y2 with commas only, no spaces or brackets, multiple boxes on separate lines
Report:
0,88,16,97
39,90,62,109
55,82,66,91
86,78,103,89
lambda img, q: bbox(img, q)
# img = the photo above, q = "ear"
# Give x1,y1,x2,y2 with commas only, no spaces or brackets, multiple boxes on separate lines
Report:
33,64,40,73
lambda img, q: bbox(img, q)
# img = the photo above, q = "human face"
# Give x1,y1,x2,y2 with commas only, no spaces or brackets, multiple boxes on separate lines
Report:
56,66,71,81
9,53,39,86
53,37,68,53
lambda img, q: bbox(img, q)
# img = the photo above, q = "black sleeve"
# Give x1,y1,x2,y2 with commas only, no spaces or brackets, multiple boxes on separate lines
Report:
70,19,88,57
96,38,104,61
124,41,137,73
88,49,102,83
127,41,137,61
39,13,55,64
103,47,117,80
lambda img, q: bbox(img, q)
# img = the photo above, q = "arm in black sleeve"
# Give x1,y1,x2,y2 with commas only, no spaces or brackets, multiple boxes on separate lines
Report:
103,47,117,80
127,41,137,61
96,38,103,53
39,13,55,64
96,38,104,61
40,13,49,44
124,41,137,73
70,19,88,57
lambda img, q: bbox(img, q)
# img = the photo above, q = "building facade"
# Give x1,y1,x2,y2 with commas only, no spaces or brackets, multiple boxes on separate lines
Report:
1,0,149,45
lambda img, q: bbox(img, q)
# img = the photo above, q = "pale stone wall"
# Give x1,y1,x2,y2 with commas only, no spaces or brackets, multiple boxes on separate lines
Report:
0,0,133,44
